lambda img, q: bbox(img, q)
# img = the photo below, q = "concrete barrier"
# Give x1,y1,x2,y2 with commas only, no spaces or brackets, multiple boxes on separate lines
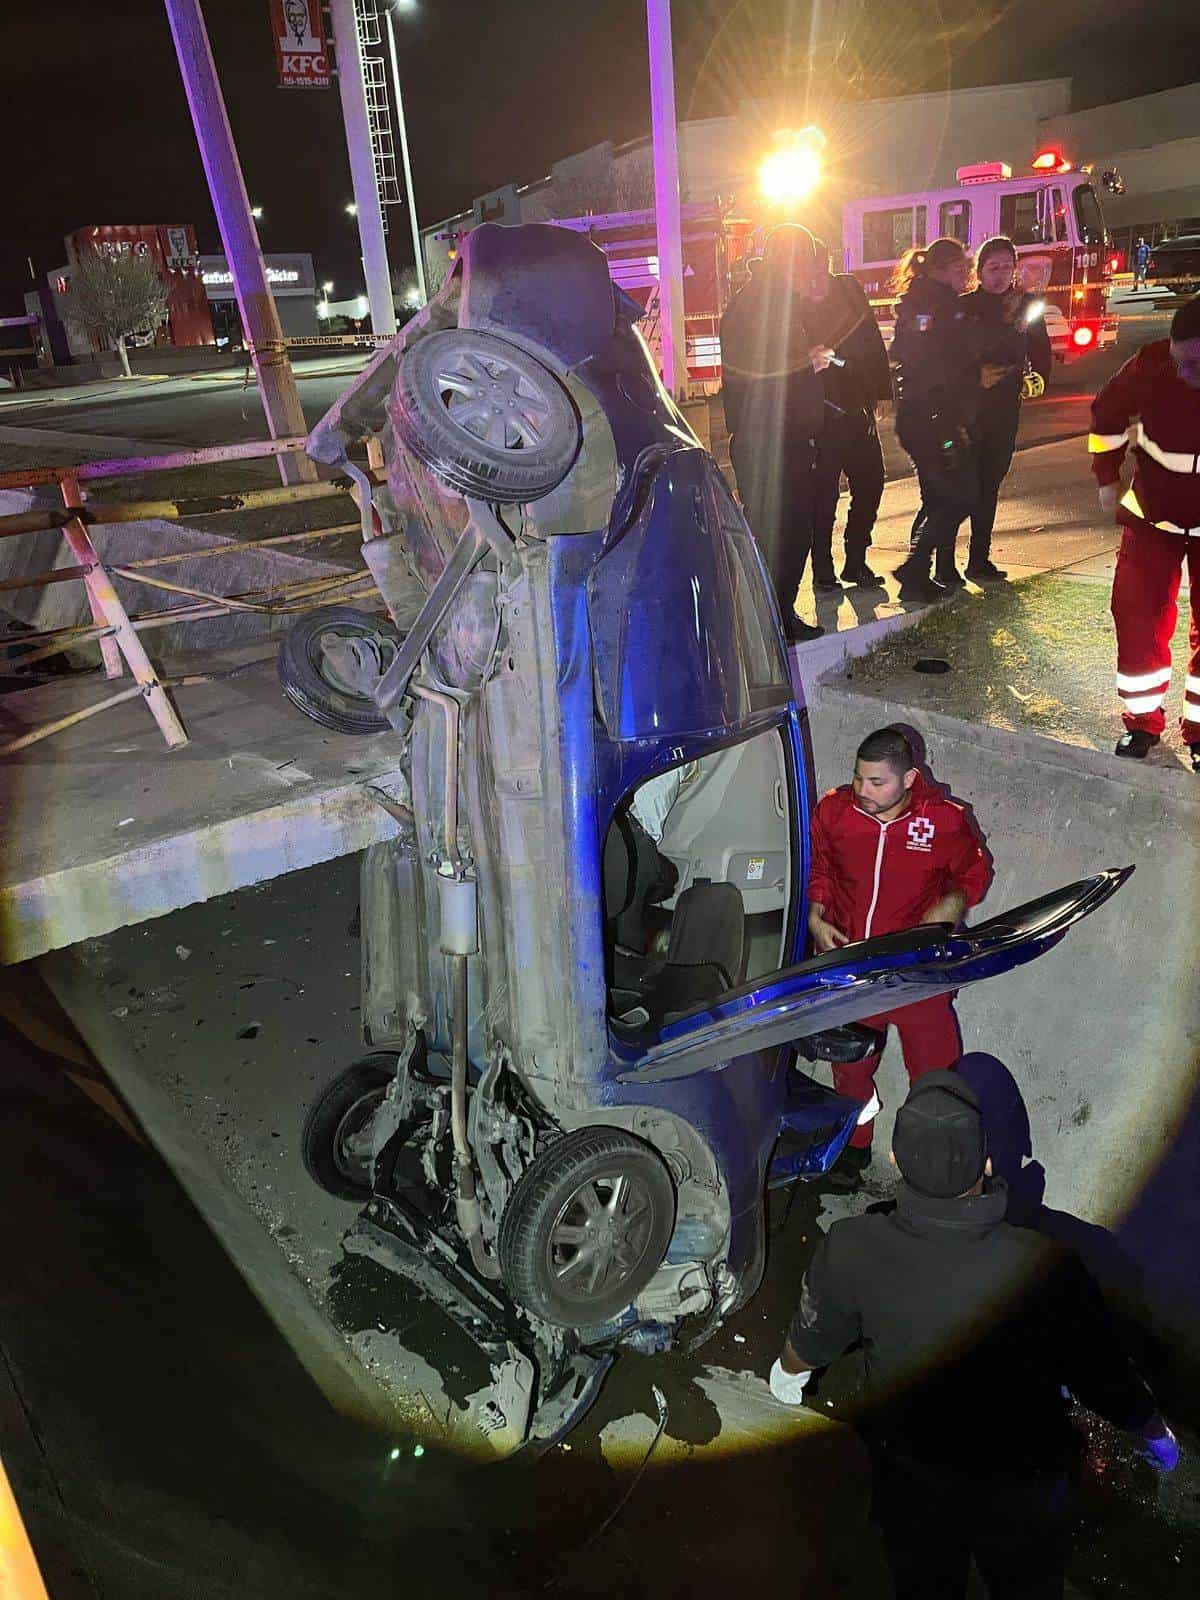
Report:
805,671,1200,1379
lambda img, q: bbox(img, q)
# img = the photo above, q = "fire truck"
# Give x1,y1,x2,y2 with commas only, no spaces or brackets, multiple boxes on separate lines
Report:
842,153,1121,362
550,202,755,391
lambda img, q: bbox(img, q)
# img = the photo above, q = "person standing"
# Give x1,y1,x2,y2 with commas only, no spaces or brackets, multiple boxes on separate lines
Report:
720,225,836,642
770,1071,1180,1600
958,236,1053,583
806,726,989,1189
890,239,1016,601
1090,295,1200,766
800,240,892,590
1133,236,1151,291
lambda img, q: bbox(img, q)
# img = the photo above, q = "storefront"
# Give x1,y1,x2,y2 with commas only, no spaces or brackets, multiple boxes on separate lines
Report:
198,253,320,346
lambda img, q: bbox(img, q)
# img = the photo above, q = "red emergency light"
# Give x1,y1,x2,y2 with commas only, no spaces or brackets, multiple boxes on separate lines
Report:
956,161,1012,185
1072,324,1096,349
1032,149,1073,175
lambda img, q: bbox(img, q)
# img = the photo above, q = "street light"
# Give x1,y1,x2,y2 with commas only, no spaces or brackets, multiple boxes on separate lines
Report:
345,202,358,217
759,126,825,206
250,205,264,220
322,281,334,294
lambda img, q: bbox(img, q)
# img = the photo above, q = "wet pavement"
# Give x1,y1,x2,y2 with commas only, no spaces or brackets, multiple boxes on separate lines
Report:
8,858,1199,1596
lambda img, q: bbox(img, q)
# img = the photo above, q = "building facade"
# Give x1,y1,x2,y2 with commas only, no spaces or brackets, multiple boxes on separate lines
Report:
198,252,319,345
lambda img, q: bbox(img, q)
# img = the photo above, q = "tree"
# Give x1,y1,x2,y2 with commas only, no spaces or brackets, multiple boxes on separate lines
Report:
67,250,169,377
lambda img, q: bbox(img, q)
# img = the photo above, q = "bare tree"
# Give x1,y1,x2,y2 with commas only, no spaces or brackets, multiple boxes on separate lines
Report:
67,250,169,377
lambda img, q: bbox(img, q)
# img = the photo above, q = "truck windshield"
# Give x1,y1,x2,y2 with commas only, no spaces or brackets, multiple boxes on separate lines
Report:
1073,185,1105,246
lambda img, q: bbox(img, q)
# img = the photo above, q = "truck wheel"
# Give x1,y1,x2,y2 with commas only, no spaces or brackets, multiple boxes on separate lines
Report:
390,329,580,504
277,606,402,735
301,1054,398,1200
498,1128,675,1327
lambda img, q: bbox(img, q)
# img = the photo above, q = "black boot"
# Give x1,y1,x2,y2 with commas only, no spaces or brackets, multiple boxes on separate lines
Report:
824,1144,872,1193
895,561,950,604
1115,729,1159,759
965,559,1008,584
841,561,886,589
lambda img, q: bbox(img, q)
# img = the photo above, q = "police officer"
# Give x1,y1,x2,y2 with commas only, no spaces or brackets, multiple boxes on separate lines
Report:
800,239,893,590
770,1071,1180,1600
959,235,1053,583
891,239,1023,602
720,225,834,641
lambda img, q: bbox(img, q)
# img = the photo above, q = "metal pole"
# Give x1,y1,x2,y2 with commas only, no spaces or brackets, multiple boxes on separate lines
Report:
646,0,688,400
385,9,428,305
329,0,397,337
162,0,316,485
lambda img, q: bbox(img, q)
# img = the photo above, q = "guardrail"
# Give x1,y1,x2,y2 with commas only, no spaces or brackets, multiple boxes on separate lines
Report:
0,435,382,755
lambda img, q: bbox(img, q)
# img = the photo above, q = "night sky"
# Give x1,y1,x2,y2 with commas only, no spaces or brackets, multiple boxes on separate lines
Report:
5,0,1198,314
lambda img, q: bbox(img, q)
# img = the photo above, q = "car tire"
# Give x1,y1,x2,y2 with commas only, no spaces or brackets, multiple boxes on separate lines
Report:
277,606,402,735
301,1054,398,1201
498,1127,675,1328
390,329,581,504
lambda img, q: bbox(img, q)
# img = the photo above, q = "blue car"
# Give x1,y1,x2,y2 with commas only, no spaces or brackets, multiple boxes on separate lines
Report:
291,222,1129,1445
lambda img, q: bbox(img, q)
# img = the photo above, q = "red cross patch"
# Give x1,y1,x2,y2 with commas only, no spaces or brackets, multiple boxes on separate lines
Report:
907,817,935,851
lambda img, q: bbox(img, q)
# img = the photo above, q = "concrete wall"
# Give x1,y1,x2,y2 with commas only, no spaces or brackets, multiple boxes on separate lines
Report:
806,674,1200,1374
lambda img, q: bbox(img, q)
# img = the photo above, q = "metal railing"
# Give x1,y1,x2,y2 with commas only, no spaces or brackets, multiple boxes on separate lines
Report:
0,436,382,756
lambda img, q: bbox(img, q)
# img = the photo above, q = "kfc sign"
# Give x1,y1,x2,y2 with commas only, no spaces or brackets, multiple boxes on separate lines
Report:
268,0,331,90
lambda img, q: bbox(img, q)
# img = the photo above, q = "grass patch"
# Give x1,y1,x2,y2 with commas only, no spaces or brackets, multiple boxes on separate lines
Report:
842,574,1192,756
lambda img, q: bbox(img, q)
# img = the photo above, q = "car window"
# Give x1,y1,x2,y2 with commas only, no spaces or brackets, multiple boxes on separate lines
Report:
603,726,793,1033
939,200,971,244
999,191,1047,247
1072,185,1105,246
862,207,918,264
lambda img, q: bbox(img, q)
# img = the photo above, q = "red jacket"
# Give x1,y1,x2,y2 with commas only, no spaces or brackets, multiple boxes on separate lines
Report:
1089,341,1200,537
807,774,990,943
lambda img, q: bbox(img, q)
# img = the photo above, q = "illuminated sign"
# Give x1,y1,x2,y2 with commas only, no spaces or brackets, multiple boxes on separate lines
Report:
267,0,331,90
202,266,300,286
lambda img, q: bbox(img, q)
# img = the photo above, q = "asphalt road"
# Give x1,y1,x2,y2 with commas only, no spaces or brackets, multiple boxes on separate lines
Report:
0,308,1176,463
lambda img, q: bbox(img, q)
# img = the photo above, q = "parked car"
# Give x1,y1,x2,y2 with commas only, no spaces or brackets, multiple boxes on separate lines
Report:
1147,235,1200,298
286,222,1130,1449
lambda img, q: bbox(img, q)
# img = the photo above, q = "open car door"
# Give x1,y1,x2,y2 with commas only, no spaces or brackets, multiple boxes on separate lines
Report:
617,869,1130,1083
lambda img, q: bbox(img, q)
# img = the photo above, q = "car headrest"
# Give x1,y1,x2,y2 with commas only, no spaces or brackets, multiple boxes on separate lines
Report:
459,222,618,370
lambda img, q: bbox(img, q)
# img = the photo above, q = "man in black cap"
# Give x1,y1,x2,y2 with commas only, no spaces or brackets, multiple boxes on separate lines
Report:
770,1072,1179,1599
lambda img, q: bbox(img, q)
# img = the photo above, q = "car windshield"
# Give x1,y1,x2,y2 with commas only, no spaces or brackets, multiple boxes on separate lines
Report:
1073,184,1106,246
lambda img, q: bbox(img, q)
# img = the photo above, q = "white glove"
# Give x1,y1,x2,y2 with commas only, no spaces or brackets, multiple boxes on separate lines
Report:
1098,482,1120,515
769,1358,813,1405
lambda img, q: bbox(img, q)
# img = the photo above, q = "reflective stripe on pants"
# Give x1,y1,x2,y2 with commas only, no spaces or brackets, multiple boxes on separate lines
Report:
1110,520,1200,742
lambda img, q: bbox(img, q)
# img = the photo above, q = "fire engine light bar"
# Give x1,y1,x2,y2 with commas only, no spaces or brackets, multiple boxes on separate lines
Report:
956,161,1012,185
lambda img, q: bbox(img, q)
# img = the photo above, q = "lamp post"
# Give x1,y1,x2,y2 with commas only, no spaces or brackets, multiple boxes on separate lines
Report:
646,0,687,400
385,2,428,305
328,0,396,338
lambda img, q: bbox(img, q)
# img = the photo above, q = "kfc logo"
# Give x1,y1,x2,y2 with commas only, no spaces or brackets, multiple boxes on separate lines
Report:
268,0,331,89
906,817,935,851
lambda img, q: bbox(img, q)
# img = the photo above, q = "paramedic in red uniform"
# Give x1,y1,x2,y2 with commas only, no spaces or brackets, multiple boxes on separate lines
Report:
1090,296,1200,767
807,726,989,1189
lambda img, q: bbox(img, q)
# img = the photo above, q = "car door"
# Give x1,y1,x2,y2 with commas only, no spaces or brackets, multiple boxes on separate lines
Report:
617,868,1130,1083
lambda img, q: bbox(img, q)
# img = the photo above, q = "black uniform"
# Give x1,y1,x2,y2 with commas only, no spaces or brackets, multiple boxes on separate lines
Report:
720,270,826,623
961,286,1053,570
788,1179,1156,1600
801,273,892,579
892,276,1016,583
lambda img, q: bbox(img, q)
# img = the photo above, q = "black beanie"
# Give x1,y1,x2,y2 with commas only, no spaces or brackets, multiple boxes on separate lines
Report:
892,1069,987,1199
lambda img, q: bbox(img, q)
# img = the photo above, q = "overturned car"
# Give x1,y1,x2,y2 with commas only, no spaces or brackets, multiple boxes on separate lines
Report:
288,222,1129,1447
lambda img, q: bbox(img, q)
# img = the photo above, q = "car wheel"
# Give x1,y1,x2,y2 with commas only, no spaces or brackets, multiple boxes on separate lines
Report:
277,606,402,735
301,1054,398,1201
498,1128,675,1327
389,329,581,504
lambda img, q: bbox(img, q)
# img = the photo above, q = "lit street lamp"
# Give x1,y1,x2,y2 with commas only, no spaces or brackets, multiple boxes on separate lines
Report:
345,202,358,217
250,205,264,220
759,126,825,207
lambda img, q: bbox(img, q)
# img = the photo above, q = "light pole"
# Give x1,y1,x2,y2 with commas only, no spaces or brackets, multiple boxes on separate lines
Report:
646,0,688,400
385,2,428,305
329,0,396,338
163,0,315,484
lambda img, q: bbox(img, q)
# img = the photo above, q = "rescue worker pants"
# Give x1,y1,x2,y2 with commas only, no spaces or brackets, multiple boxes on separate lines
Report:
1110,519,1200,743
968,405,1020,570
833,993,961,1149
730,432,820,619
813,411,885,574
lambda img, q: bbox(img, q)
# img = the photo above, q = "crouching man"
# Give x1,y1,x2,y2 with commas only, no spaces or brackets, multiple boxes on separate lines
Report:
770,1072,1180,1600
